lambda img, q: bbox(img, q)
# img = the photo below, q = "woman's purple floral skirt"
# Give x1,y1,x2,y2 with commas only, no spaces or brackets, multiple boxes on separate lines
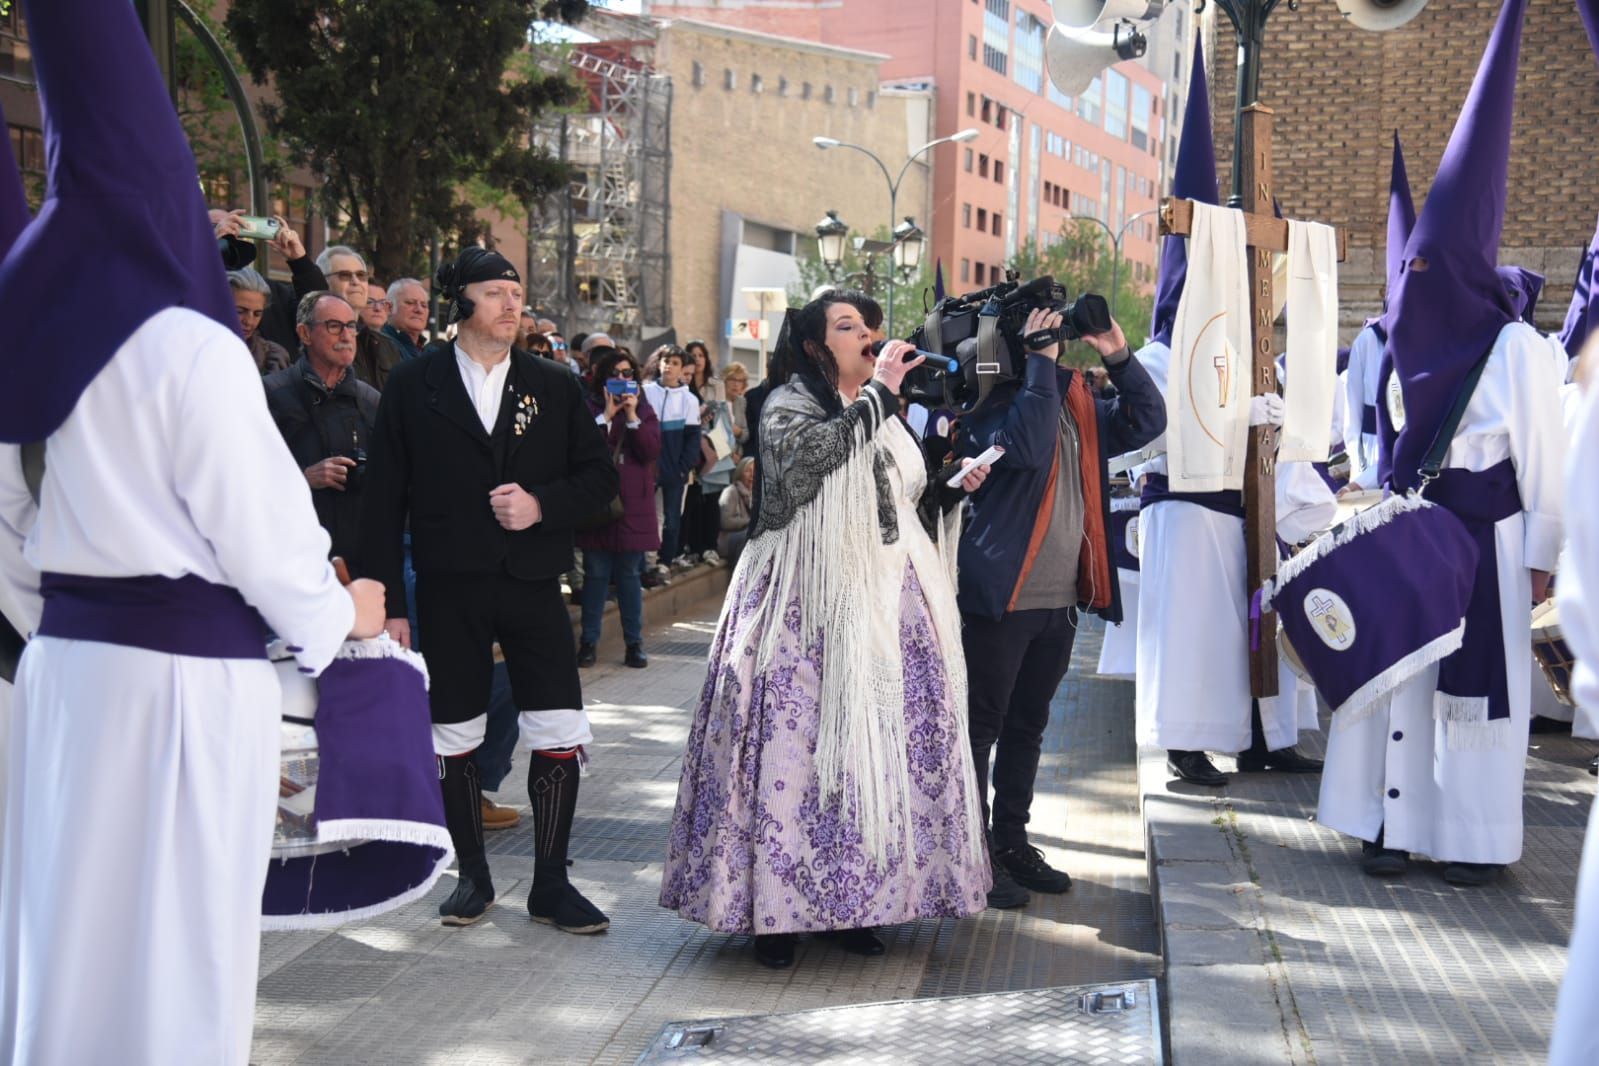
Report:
659,558,990,934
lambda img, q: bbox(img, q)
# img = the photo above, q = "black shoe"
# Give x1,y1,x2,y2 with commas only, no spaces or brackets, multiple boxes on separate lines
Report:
1529,715,1572,735
576,641,597,668
1360,839,1408,877
1235,746,1324,774
986,861,1030,909
439,877,494,926
817,927,886,956
994,844,1072,894
625,643,648,669
754,933,796,969
1167,750,1228,787
1442,862,1505,887
526,880,610,934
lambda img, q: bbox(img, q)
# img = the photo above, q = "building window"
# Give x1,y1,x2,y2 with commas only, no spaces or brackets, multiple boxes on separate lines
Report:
977,207,988,230
691,61,705,88
979,153,989,178
1013,10,1045,93
751,73,763,94
848,86,860,107
994,160,1004,184
992,213,1002,236
963,203,973,228
823,84,835,104
1078,75,1102,127
724,68,736,91
778,76,789,97
969,34,978,60
802,82,813,100
1131,84,1152,150
866,90,876,108
983,0,1010,75
967,92,976,116
994,107,1006,131
1104,70,1129,139
964,148,974,172
981,98,992,123
961,258,971,283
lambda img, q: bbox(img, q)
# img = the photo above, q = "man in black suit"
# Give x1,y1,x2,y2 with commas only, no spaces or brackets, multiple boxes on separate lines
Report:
361,247,619,931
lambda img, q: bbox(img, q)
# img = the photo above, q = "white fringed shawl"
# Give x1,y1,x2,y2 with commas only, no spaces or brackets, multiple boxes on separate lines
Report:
736,381,985,868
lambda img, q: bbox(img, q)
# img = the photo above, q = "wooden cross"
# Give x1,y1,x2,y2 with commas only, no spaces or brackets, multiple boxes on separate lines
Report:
1158,103,1347,698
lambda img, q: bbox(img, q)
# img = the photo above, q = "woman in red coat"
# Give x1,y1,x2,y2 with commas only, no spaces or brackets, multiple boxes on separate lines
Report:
577,347,663,668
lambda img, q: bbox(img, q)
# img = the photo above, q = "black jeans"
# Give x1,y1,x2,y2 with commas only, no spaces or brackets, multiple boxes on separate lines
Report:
962,606,1079,853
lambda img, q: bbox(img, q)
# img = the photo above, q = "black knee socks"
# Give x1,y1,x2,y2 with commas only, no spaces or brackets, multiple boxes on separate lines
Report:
528,750,580,889
438,754,491,891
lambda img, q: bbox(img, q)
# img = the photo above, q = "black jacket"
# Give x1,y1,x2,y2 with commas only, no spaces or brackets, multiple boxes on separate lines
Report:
360,343,619,615
264,358,381,562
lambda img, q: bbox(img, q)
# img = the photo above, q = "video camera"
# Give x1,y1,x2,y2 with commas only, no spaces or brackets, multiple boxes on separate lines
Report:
901,273,1113,412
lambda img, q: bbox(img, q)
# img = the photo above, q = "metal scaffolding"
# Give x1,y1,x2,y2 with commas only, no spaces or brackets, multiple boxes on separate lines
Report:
526,23,672,344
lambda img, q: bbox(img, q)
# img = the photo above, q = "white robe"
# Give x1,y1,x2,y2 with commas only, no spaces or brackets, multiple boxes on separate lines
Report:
1550,378,1599,1066
1317,322,1565,865
0,309,355,1066
1132,341,1319,753
1342,325,1384,491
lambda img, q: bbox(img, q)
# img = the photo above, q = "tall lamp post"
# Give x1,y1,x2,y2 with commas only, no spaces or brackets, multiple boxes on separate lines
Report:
812,128,978,335
812,211,925,322
1069,206,1159,318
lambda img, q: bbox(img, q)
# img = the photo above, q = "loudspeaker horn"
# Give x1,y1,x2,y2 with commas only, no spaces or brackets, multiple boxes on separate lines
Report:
1051,0,1164,31
1046,23,1141,96
1333,0,1429,32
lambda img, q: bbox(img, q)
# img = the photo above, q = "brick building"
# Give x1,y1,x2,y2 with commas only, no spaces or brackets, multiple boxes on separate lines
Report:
643,0,1168,300
1201,0,1599,335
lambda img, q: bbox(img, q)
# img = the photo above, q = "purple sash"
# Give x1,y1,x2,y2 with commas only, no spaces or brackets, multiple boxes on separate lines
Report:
1361,404,1378,436
37,572,266,659
1140,473,1246,519
1425,458,1521,727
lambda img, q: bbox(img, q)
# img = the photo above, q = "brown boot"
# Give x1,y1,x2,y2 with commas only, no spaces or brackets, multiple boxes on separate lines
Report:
481,797,520,831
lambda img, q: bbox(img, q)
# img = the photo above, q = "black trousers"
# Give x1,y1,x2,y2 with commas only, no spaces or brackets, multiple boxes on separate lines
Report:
962,606,1079,853
415,572,581,726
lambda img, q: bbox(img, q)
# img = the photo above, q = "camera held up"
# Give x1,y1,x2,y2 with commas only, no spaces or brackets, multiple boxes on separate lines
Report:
899,273,1112,412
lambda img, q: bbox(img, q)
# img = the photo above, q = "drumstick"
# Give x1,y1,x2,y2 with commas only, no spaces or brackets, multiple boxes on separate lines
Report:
331,557,352,585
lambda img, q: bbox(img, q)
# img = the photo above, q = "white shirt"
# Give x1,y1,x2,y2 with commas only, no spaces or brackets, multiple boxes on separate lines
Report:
455,342,511,434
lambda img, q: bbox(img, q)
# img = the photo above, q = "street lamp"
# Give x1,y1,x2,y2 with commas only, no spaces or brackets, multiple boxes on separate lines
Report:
1070,206,1160,318
811,128,978,335
814,210,850,272
891,217,924,276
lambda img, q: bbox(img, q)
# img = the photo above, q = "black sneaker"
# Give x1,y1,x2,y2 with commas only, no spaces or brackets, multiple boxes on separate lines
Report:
438,877,494,927
995,844,1072,894
625,643,648,669
986,861,1030,909
1360,838,1408,877
526,880,610,934
754,933,796,969
576,641,597,668
1442,862,1505,887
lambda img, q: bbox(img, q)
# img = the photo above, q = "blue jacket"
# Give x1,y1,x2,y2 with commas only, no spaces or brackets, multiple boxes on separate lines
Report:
644,382,702,486
957,351,1165,623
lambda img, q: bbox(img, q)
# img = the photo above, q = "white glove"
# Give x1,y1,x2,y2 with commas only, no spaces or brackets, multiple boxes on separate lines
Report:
1249,393,1285,428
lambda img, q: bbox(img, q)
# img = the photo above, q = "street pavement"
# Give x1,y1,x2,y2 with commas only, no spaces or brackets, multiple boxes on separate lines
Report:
251,606,1157,1065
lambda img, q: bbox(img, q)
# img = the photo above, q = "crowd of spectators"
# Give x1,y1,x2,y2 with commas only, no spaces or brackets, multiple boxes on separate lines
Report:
214,211,758,670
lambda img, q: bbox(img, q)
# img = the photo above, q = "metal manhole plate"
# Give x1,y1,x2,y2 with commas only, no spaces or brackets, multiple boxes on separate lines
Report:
635,980,1162,1065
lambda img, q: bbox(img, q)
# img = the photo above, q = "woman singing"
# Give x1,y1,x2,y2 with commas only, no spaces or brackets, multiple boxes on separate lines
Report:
660,292,992,969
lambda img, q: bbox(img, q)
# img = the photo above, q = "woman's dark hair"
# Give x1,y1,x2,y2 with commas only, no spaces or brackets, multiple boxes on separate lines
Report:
588,347,640,398
685,340,714,382
524,331,552,354
769,292,870,413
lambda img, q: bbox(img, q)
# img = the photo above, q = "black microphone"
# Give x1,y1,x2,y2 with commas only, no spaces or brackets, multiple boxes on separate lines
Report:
870,340,959,374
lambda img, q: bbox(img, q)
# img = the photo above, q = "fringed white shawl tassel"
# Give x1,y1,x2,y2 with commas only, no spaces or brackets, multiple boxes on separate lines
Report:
930,501,988,870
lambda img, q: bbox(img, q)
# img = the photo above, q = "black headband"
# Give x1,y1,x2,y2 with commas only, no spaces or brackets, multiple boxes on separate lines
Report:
436,246,519,297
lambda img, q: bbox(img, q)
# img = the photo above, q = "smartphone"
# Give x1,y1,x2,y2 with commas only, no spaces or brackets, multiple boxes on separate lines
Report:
605,378,639,397
946,444,1005,488
237,215,283,241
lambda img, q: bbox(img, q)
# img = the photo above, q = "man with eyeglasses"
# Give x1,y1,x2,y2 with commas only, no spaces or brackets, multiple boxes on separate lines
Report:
263,292,380,563
315,244,401,390
385,277,432,360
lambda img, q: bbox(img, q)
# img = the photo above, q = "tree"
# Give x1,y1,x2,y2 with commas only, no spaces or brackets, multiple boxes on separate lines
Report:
224,0,588,281
1011,219,1156,368
173,6,283,199
788,227,934,338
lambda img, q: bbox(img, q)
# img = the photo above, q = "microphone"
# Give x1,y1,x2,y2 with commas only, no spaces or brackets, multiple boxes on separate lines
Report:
870,340,959,374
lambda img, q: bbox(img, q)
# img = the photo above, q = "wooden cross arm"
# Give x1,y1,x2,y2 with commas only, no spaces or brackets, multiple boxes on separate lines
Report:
1159,197,1349,262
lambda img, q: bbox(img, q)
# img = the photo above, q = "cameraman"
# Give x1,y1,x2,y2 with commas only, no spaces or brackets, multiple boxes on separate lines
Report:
958,306,1165,909
263,292,380,562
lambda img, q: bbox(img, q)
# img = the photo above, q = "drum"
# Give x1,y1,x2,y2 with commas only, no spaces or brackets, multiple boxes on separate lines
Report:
1108,477,1140,573
270,640,355,860
1531,599,1575,707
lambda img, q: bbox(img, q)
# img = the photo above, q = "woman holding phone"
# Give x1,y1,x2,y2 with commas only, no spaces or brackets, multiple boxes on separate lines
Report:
575,348,661,669
660,292,995,969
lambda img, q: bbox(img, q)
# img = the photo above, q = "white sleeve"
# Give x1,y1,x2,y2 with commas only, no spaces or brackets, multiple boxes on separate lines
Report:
0,444,41,636
170,334,354,673
1560,385,1599,738
1506,331,1566,572
1343,330,1376,485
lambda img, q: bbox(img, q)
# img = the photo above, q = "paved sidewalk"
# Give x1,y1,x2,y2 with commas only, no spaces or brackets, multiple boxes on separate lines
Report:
1141,705,1595,1064
252,609,1158,1065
